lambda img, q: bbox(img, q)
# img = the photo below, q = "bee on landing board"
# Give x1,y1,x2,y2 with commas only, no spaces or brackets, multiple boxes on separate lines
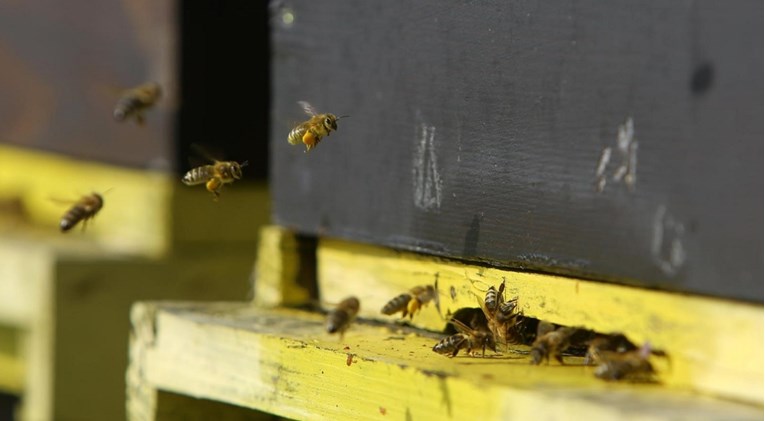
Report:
583,333,637,366
287,101,347,152
326,296,360,341
592,342,669,382
113,82,162,126
182,145,248,201
432,318,496,358
56,192,106,233
529,321,578,365
478,280,534,349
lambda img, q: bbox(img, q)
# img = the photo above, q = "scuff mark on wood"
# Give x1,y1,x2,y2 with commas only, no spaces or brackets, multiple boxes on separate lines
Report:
413,111,442,211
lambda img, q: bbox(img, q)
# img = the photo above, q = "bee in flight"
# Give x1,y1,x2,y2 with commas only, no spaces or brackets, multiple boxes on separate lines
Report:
381,276,440,320
182,145,248,201
288,101,348,152
113,82,162,126
55,192,107,233
326,296,360,341
433,318,496,358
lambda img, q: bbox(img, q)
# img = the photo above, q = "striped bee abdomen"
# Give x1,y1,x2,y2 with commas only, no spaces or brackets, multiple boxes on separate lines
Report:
380,293,412,315
59,194,104,233
287,126,307,145
182,166,215,186
113,97,142,121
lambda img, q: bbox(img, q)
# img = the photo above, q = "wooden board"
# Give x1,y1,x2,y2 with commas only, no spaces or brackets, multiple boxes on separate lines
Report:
127,302,762,421
0,144,271,257
316,237,764,405
0,2,271,179
0,233,267,420
269,0,763,301
0,0,176,169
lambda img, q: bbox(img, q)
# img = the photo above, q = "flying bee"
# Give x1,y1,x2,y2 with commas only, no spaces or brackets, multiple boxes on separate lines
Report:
529,322,578,365
432,318,496,358
113,82,162,126
380,281,439,320
326,296,360,341
56,192,106,233
593,342,669,382
182,145,248,201
287,101,348,152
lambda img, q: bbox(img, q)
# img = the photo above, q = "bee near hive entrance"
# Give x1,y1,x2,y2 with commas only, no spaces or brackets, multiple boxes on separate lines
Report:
113,82,162,126
287,101,348,152
430,280,670,384
181,144,248,201
51,189,112,233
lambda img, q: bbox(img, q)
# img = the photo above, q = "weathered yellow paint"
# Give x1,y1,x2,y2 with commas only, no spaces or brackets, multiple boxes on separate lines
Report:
317,238,764,405
128,302,761,421
0,326,24,394
251,226,312,307
0,144,272,257
0,144,171,256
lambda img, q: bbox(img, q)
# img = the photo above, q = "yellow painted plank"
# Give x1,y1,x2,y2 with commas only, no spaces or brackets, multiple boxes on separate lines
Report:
0,144,171,256
0,144,272,257
317,238,764,405
251,226,312,307
0,325,24,394
128,302,761,421
169,181,271,251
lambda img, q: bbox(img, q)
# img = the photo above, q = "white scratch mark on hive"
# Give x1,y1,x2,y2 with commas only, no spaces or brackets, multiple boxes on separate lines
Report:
595,117,638,193
413,114,442,211
595,147,612,193
651,205,686,276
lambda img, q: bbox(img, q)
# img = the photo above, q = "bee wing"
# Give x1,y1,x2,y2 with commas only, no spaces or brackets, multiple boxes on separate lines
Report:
448,318,475,335
49,196,76,205
298,100,318,116
189,143,223,165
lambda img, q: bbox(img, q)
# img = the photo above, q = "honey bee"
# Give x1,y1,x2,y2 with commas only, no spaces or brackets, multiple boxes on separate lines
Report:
326,296,360,340
478,281,527,348
529,321,578,365
287,101,347,152
593,342,668,382
432,318,496,358
483,283,503,314
57,192,105,233
380,282,438,320
584,334,637,366
182,145,248,201
113,82,162,126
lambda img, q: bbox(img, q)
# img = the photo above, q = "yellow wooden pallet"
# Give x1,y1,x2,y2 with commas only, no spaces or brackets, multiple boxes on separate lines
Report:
127,302,760,421
127,226,763,420
0,145,273,420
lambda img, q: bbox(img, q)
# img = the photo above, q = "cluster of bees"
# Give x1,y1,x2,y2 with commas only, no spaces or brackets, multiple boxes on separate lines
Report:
326,280,668,383
59,87,342,232
279,102,670,382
